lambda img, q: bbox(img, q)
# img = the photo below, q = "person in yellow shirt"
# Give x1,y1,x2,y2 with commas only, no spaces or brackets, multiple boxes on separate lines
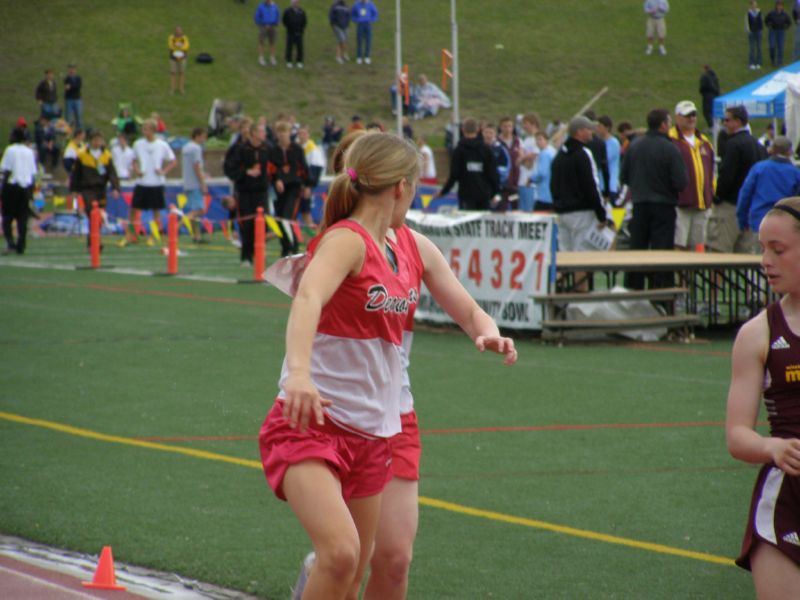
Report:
168,26,190,95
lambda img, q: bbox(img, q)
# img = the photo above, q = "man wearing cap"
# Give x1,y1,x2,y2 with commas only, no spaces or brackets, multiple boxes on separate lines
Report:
707,105,766,253
10,118,31,144
736,136,800,253
620,108,688,289
669,100,715,251
0,129,38,255
550,116,610,254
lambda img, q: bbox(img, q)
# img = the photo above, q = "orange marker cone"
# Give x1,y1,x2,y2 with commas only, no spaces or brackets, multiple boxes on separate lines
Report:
82,545,127,590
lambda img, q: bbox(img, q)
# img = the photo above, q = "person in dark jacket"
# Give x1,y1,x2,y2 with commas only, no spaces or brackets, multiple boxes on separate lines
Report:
765,0,792,66
620,108,688,289
583,111,611,198
70,131,120,248
551,116,609,254
270,120,310,256
230,122,274,264
747,1,764,69
698,65,721,128
35,69,59,120
707,105,768,253
283,0,307,68
329,0,351,63
435,117,499,210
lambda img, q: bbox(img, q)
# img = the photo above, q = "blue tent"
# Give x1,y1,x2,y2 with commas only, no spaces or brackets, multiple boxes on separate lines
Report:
713,61,800,119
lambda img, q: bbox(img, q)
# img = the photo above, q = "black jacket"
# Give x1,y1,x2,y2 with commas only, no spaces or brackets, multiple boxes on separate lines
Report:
283,6,307,33
715,129,767,204
230,140,273,194
329,1,350,28
586,134,610,196
270,143,309,189
765,9,791,30
439,136,499,210
620,130,688,205
550,137,605,221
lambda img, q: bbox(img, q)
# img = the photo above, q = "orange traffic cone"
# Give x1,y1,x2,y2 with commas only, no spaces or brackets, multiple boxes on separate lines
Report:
82,545,127,590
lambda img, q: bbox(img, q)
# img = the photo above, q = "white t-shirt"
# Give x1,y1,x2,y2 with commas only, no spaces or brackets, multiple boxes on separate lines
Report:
133,138,175,186
1,144,38,187
112,145,136,179
517,136,539,187
420,144,436,179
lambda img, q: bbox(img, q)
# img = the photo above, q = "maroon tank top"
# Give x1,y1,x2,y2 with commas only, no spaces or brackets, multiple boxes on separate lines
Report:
764,302,800,439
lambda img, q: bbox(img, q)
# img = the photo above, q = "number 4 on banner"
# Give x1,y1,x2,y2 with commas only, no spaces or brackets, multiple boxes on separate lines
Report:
467,249,482,287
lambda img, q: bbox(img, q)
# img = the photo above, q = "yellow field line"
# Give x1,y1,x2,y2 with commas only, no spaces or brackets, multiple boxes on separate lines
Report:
0,411,735,567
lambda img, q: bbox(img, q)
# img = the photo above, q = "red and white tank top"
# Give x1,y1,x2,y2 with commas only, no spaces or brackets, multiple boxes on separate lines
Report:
393,225,424,415
278,220,419,437
763,301,800,439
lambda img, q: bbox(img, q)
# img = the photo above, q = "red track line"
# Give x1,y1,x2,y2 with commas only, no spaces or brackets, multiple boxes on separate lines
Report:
623,342,731,357
80,282,291,309
418,421,729,435
134,420,746,442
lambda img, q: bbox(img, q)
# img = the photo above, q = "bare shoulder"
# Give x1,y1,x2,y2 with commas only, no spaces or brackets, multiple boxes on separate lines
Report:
312,226,366,273
732,309,769,362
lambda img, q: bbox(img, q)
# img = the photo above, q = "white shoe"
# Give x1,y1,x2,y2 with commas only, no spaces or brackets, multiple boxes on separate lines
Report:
270,55,277,66
365,57,371,64
343,53,350,62
296,62,303,69
356,57,363,64
291,552,315,600
258,55,266,66
659,45,667,55
286,62,293,69
336,56,344,64
645,45,653,55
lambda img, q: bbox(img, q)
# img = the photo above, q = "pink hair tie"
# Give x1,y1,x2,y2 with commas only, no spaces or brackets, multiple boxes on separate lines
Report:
347,168,358,182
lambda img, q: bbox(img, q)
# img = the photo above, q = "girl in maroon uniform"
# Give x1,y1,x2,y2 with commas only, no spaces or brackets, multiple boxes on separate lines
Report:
726,196,800,599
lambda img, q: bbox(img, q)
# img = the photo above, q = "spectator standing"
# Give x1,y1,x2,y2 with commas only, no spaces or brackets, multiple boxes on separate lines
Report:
62,129,86,175
644,0,670,55
0,129,38,255
620,108,688,289
550,117,609,254
255,0,281,66
496,116,522,211
111,134,136,179
759,122,776,150
182,128,209,243
321,116,343,154
283,0,307,68
530,131,557,211
436,117,499,210
270,121,310,256
669,100,715,251
297,124,325,226
329,0,351,64
35,69,59,119
766,1,792,66
351,0,378,65
596,116,621,206
747,1,765,69
707,105,767,253
63,64,83,131
482,122,507,202
517,113,540,208
70,131,121,248
9,118,31,145
699,65,721,129
230,123,273,264
34,117,59,172
127,120,177,245
168,26,190,95
583,111,611,200
736,136,800,252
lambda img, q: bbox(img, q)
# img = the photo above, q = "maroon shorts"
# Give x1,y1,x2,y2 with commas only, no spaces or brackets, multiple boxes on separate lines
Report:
259,401,393,502
736,463,800,570
389,411,422,481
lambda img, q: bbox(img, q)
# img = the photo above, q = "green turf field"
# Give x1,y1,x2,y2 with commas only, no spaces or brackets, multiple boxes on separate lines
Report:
0,236,763,598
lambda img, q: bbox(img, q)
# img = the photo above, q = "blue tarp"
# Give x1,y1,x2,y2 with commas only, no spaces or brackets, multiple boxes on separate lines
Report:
713,61,800,119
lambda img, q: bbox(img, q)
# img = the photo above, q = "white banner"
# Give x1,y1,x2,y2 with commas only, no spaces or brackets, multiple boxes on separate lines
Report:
405,210,555,330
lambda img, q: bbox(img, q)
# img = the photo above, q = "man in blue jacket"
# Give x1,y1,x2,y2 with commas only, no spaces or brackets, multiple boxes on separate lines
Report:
255,0,281,66
351,0,378,64
736,136,800,252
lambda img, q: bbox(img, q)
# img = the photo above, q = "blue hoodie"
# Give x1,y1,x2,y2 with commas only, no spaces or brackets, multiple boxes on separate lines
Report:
351,1,378,23
737,156,800,231
255,1,280,26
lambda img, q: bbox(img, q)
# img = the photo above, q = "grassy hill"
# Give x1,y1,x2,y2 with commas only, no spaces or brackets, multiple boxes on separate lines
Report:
0,1,787,146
